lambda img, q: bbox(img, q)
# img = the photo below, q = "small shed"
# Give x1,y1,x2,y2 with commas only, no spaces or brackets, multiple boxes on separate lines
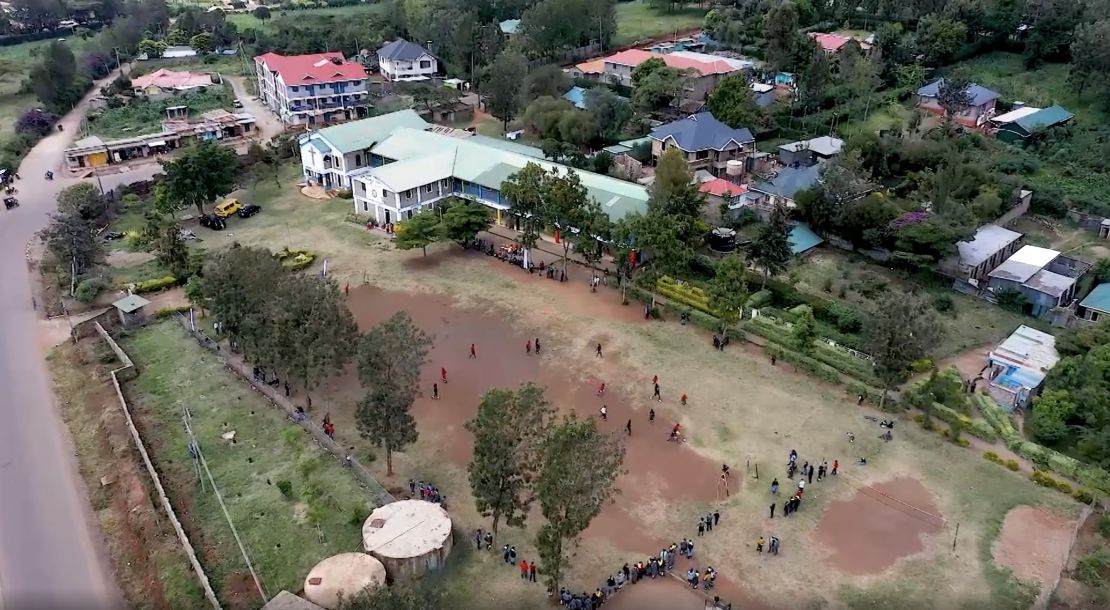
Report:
995,105,1074,144
363,500,453,582
1079,282,1110,323
788,223,823,257
303,553,387,609
112,294,151,328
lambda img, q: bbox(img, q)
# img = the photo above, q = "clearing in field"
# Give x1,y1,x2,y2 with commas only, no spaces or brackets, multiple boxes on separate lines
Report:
993,505,1078,588
614,0,707,46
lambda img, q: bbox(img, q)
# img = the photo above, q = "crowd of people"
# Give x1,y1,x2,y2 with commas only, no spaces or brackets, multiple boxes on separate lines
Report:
408,478,447,506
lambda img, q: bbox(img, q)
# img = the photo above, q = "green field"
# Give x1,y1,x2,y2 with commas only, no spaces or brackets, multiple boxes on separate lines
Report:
614,0,706,46
122,321,377,605
84,85,235,138
226,3,385,31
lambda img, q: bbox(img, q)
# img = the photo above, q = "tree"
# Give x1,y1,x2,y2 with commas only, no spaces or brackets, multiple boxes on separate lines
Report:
545,169,597,274
466,383,555,538
338,581,442,610
253,5,271,20
750,204,793,287
863,292,943,409
39,211,98,292
487,50,527,131
631,63,688,112
16,109,59,137
764,0,799,71
707,255,748,327
356,312,431,475
57,183,107,221
894,64,927,92
394,211,442,256
915,15,967,65
29,41,79,111
201,245,285,354
137,38,168,59
557,110,597,147
523,96,574,140
1029,389,1077,443
189,32,213,53
797,44,831,111
651,148,696,211
1070,20,1110,95
161,141,238,216
525,64,571,101
535,415,624,594
441,200,491,245
584,87,632,142
707,74,763,130
500,162,549,260
573,206,610,273
936,75,973,126
149,215,192,278
792,305,817,352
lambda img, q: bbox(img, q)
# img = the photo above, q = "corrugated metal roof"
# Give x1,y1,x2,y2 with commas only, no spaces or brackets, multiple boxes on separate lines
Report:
1015,105,1074,132
989,245,1060,283
310,110,429,154
917,79,999,106
649,112,754,152
563,86,587,109
957,224,1023,267
990,106,1041,124
378,39,432,62
789,223,823,254
1080,282,1110,314
112,294,150,313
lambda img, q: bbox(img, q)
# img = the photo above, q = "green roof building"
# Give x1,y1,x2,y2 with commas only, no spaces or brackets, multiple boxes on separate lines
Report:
1079,282,1110,323
994,105,1074,144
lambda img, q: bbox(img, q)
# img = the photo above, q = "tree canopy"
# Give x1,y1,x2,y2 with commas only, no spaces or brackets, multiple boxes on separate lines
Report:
161,141,238,216
707,74,764,130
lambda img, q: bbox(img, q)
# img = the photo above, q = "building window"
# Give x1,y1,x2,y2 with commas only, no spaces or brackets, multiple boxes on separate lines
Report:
355,153,362,166
696,150,709,160
357,182,365,193
419,60,432,69
405,189,414,198
441,178,451,188
291,86,298,92
424,184,434,193
362,201,369,212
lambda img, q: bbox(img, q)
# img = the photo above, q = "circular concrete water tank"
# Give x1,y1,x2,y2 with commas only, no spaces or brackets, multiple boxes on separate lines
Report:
725,159,744,178
303,552,387,610
362,500,453,582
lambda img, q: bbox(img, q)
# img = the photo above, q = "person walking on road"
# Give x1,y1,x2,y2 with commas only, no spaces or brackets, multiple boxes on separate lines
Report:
652,383,662,401
769,503,775,518
526,340,532,354
599,405,607,421
441,367,448,383
649,408,655,423
535,338,541,354
470,343,477,359
596,343,603,357
625,419,632,436
432,383,439,400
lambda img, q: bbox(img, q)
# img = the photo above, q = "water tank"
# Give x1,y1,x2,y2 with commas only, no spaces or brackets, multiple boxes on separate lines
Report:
708,227,737,253
725,159,744,178
363,500,453,582
303,553,387,610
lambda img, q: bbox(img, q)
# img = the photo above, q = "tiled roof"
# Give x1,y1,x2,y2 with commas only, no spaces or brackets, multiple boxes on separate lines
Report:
378,39,432,62
601,49,744,77
916,79,1000,107
648,112,754,152
255,52,366,83
699,178,745,198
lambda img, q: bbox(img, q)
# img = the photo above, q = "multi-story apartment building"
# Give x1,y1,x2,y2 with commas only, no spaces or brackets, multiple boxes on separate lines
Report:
254,51,369,126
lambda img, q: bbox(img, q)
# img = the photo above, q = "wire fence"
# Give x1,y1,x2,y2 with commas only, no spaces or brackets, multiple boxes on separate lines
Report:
172,312,396,508
839,473,949,530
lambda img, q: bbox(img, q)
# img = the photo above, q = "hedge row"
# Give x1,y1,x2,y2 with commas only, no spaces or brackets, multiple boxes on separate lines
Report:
930,402,998,442
120,275,180,293
153,305,192,319
764,343,842,384
746,316,880,385
974,394,1110,495
624,284,743,340
656,276,715,315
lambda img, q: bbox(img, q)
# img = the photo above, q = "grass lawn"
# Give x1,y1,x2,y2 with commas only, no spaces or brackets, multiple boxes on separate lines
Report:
226,3,385,31
950,52,1106,126
131,55,253,78
178,160,1080,610
83,85,235,139
614,0,707,46
789,248,1043,358
837,99,913,138
122,321,376,607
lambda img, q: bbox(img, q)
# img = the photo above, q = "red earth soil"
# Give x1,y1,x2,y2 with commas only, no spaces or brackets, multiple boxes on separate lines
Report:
605,576,712,610
316,251,776,608
813,477,945,575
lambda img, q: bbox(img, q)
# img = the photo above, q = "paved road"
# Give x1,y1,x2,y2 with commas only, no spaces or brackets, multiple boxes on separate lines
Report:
0,71,146,610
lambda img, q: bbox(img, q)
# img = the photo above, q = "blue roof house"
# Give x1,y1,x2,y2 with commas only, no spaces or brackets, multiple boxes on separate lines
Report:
648,111,755,178
563,86,588,110
916,79,1000,127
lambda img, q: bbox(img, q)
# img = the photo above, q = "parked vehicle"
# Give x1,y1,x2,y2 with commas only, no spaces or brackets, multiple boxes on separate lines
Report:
103,231,124,240
237,203,261,218
199,213,226,230
213,198,242,218
232,99,243,109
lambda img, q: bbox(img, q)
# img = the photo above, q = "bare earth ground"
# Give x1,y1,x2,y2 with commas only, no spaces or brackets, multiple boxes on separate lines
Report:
166,172,1080,609
993,506,1077,587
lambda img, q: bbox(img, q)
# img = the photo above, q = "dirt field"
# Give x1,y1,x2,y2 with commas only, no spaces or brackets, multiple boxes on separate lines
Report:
993,506,1077,586
815,477,946,575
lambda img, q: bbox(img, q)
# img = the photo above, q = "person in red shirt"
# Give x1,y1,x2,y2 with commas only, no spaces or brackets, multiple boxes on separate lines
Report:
520,560,529,579
526,340,532,354
441,367,448,383
652,375,658,385
469,343,477,359
681,394,687,406
597,382,605,396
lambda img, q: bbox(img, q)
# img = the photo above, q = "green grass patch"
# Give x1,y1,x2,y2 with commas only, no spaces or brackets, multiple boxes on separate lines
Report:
226,3,385,31
614,0,707,46
950,52,1105,125
121,321,376,604
837,100,913,138
84,85,235,139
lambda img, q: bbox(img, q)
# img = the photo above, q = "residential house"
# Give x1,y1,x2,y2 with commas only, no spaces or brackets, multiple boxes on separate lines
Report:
299,109,431,190
750,82,777,108
945,224,1025,285
254,52,369,126
699,178,747,209
915,79,1000,128
986,325,1059,411
327,111,649,227
808,33,872,55
648,112,755,177
740,164,822,219
64,110,256,171
563,86,588,110
1078,283,1110,323
499,19,520,36
570,49,749,100
777,136,844,167
131,68,214,98
992,105,1074,144
377,39,438,82
987,245,1089,317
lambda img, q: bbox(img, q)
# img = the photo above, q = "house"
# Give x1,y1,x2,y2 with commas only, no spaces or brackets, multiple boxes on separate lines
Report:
750,82,777,108
299,109,431,190
563,86,588,110
987,245,1089,317
808,33,872,55
131,68,214,97
789,223,824,256
499,19,520,36
570,49,749,100
648,112,755,177
254,52,369,126
377,39,438,82
777,136,844,167
915,79,1000,128
112,294,151,329
64,111,256,171
986,325,1059,411
699,177,746,206
321,111,649,227
945,224,1025,284
740,164,822,219
1078,283,1110,323
993,105,1074,144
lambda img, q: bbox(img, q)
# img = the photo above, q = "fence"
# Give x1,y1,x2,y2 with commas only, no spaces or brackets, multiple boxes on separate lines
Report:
92,322,222,610
172,313,396,507
1040,504,1094,610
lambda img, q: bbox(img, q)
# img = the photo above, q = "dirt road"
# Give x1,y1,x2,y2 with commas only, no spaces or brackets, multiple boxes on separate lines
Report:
226,76,285,141
0,68,145,610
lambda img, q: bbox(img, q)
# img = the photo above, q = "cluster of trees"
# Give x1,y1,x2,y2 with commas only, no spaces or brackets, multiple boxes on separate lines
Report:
466,383,624,593
38,183,110,295
392,199,493,256
1029,321,1110,466
0,0,121,36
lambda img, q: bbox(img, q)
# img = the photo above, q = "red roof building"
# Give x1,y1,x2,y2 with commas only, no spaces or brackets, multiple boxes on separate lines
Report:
808,33,872,54
254,52,370,126
571,49,749,102
700,178,747,199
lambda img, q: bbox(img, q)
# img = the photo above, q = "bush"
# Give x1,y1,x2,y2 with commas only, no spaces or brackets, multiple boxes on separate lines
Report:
656,276,715,315
274,248,317,271
344,211,372,225
74,277,108,303
983,451,1002,464
1075,548,1110,588
956,437,971,448
1006,459,1020,471
932,293,955,313
335,188,353,199
348,504,370,526
153,305,191,319
131,275,179,293
765,343,841,384
1031,470,1058,488
1055,480,1073,494
1073,489,1095,505
276,479,293,499
746,289,772,309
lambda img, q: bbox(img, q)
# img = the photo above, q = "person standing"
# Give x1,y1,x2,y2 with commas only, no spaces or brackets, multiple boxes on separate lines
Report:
771,478,779,495
714,510,720,526
832,459,839,475
441,367,448,383
705,512,713,532
530,562,537,582
599,405,607,421
484,531,493,550
808,464,814,484
509,546,517,565
409,479,416,495
535,338,541,354
520,560,529,579
474,529,483,550
680,393,687,406
769,503,775,518
596,343,603,357
652,383,661,401
756,537,765,553
770,535,780,555
432,383,439,400
697,519,705,537
526,340,532,354
503,544,511,563
470,343,477,359
597,382,606,396
649,408,655,423
625,419,632,436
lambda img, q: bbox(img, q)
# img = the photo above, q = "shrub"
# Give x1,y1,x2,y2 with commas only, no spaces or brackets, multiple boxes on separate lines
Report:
1006,459,1020,471
822,277,833,292
956,437,971,448
348,504,370,526
765,343,841,384
335,188,353,199
1055,480,1072,494
75,277,108,303
914,414,926,424
1075,548,1110,588
746,289,772,309
656,276,715,315
1099,514,1110,536
932,293,955,313
132,275,179,293
983,451,1002,463
276,479,293,499
153,305,191,318
344,211,373,225
1072,489,1095,505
